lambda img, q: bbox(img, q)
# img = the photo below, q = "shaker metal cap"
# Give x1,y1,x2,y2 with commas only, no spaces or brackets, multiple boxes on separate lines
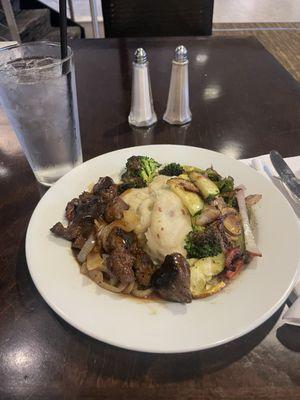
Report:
175,45,188,62
134,48,147,64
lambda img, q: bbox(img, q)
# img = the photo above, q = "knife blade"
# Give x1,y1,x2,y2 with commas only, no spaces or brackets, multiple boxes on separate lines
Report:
270,150,300,199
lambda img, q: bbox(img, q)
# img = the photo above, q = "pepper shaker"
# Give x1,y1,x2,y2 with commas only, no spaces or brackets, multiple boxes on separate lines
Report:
163,45,192,125
128,48,157,127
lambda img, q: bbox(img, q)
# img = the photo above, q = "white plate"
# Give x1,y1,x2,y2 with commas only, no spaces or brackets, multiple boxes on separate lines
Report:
26,145,300,353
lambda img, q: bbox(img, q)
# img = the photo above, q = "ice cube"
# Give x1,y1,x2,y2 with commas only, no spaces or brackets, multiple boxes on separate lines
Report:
7,57,57,70
7,59,27,70
34,57,56,67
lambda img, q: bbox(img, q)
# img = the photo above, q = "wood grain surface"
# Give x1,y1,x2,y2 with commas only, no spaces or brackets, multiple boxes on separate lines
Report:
214,23,300,82
0,34,300,399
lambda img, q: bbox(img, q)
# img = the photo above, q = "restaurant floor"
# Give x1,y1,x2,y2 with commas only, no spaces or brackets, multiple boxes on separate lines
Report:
213,22,300,82
214,0,300,23
56,0,300,23
39,0,300,35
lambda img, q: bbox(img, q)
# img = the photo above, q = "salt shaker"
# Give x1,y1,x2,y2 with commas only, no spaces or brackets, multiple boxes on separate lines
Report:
163,45,192,125
128,48,157,127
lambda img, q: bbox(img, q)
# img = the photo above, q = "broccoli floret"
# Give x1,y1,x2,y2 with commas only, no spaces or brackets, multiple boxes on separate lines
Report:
205,168,234,193
184,228,222,259
217,176,234,193
192,225,206,233
222,193,238,209
121,156,160,188
223,196,239,210
205,168,222,182
159,163,184,176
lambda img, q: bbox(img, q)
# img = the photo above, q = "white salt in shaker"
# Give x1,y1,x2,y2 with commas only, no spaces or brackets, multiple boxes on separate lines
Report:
163,45,192,125
128,48,157,127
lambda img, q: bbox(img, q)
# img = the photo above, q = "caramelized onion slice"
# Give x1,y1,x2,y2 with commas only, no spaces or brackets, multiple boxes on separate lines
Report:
95,219,132,253
194,206,220,226
77,233,96,263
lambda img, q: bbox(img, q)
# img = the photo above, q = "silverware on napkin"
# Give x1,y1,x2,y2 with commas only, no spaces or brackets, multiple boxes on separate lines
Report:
250,156,300,311
270,150,300,200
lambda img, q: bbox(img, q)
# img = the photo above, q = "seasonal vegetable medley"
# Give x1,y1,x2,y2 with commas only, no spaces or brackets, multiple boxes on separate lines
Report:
50,156,262,303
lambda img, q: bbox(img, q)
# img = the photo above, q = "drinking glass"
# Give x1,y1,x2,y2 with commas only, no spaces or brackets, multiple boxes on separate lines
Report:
0,41,82,186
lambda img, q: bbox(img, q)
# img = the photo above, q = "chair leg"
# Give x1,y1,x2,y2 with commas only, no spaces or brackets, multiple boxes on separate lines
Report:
1,0,20,42
67,0,75,22
89,0,100,38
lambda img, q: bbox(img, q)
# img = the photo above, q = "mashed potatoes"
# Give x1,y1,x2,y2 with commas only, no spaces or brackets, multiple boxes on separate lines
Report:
121,187,155,235
121,176,192,263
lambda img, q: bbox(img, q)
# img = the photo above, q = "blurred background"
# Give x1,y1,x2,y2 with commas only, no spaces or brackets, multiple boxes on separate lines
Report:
1,0,299,42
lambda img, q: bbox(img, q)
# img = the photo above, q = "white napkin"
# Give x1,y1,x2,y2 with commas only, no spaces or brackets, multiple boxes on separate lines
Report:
240,155,300,326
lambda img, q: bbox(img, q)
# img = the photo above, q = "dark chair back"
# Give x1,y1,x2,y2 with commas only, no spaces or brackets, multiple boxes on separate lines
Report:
102,0,214,37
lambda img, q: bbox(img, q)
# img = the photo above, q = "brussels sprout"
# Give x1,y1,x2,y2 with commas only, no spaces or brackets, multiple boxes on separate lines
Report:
190,267,206,296
189,253,225,298
196,281,226,299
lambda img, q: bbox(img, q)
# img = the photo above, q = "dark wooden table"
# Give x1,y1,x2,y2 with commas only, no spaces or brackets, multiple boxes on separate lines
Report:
1,37,300,400
214,22,300,83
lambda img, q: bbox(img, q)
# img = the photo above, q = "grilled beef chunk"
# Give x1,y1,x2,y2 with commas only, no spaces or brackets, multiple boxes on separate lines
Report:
78,191,94,202
51,221,94,249
106,227,138,254
65,191,97,225
54,192,104,248
107,248,135,284
92,176,114,194
92,177,118,203
134,249,157,288
104,196,129,223
50,222,81,241
106,229,157,287
74,193,104,224
72,235,87,249
151,253,192,303
51,178,114,248
65,198,79,222
51,176,157,289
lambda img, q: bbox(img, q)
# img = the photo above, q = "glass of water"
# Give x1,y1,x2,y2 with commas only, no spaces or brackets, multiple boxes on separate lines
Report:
0,41,82,186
